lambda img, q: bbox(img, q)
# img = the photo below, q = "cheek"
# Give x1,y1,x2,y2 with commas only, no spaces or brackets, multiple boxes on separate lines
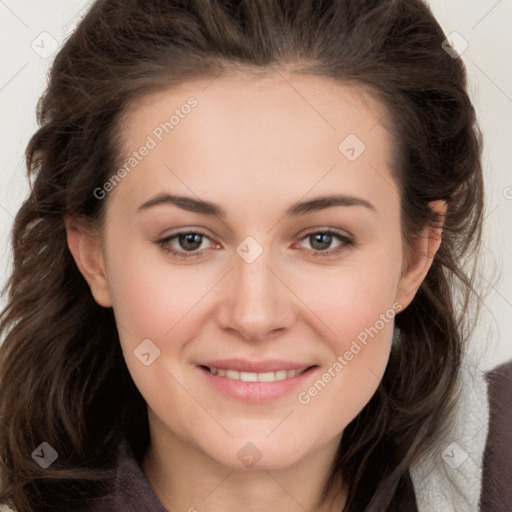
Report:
295,282,396,440
105,242,205,341
290,253,401,425
104,246,208,427
291,251,401,349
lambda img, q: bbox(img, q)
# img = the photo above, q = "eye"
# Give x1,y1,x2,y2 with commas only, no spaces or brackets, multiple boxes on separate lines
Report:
155,228,354,260
155,231,217,259
294,229,354,257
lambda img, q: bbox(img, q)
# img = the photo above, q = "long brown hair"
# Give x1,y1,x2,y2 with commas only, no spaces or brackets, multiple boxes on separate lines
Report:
0,1,483,510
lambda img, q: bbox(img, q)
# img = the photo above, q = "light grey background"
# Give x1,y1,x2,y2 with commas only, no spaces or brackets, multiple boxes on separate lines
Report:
1,0,511,370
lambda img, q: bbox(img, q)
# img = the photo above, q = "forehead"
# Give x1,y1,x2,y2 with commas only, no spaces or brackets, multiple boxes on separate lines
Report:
110,71,398,214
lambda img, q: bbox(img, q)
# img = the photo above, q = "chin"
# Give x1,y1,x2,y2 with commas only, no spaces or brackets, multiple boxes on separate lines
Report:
203,435,310,472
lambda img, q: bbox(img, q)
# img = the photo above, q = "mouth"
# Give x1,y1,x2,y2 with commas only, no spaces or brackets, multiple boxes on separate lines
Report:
196,360,318,403
200,365,312,382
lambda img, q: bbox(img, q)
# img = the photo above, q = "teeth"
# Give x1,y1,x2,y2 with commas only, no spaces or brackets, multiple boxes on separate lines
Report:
207,366,306,382
275,370,287,380
240,371,258,382
226,369,240,380
257,371,275,382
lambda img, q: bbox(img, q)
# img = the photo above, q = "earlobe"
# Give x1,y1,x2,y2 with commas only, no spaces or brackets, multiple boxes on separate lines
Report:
396,200,446,310
65,219,113,308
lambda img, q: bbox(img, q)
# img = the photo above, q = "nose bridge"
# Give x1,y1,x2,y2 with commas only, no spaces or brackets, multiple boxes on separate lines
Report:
218,236,296,340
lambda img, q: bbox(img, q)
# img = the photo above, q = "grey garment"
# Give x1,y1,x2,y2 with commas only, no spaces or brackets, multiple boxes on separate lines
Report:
80,440,168,512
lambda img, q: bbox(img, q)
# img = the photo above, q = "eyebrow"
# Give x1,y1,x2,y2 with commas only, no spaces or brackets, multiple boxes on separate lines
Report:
137,193,376,217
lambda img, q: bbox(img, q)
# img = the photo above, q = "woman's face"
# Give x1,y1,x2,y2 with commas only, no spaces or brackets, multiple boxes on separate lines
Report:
70,71,437,471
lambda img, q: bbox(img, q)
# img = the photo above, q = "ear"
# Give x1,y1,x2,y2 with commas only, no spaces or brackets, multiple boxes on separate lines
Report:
65,217,112,308
396,200,447,310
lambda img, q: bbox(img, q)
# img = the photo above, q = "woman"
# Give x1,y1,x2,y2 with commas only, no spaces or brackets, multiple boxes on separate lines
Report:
0,0,507,510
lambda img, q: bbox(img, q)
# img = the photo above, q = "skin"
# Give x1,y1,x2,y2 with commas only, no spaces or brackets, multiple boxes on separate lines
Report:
66,70,445,512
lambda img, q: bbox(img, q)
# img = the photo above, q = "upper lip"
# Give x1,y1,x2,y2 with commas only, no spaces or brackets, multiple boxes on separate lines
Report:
199,358,314,373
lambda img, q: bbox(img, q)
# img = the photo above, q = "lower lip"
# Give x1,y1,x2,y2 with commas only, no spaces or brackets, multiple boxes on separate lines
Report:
197,365,317,403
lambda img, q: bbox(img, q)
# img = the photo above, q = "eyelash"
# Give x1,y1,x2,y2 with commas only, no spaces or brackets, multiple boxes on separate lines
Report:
155,229,355,260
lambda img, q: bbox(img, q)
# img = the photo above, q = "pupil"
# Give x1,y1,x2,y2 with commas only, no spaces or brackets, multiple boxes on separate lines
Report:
312,233,331,251
180,233,201,251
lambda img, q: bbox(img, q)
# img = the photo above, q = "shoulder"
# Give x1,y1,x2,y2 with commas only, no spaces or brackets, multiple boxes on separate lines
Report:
0,439,164,512
480,359,512,509
410,357,490,511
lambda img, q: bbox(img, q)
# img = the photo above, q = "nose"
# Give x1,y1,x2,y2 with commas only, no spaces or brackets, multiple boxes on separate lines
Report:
216,240,298,342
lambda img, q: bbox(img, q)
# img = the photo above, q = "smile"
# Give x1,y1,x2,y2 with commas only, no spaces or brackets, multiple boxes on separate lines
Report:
206,366,308,382
197,358,317,403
